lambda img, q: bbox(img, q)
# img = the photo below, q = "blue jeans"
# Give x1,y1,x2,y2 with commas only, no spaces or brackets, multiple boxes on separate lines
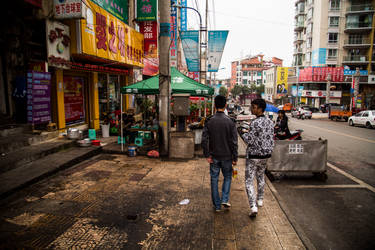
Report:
210,158,233,210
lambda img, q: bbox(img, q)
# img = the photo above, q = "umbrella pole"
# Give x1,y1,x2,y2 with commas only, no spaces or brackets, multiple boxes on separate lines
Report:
121,94,123,152
204,98,207,117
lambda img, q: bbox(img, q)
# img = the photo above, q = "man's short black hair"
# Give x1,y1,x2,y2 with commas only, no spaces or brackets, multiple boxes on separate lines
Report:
214,95,226,109
251,98,267,112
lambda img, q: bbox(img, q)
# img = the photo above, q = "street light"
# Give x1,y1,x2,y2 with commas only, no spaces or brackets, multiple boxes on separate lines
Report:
172,3,205,85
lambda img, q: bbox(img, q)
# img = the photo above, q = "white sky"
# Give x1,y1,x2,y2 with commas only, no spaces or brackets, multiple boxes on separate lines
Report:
186,0,295,79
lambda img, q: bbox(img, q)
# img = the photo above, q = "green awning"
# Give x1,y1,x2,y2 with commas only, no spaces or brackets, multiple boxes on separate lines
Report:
121,67,214,96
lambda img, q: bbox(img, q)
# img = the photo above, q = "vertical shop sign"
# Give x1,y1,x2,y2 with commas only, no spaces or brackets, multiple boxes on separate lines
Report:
63,76,85,124
170,0,177,67
54,0,86,19
276,67,288,94
180,0,187,31
136,0,157,21
27,71,51,124
46,20,71,69
140,21,159,76
181,30,199,72
91,0,128,23
207,30,229,72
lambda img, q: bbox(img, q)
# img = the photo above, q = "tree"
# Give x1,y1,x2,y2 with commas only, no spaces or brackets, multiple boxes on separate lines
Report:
219,86,228,96
250,84,257,93
230,85,242,98
255,84,265,95
242,85,251,95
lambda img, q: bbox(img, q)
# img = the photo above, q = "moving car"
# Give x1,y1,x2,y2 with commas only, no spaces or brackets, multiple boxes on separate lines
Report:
291,106,312,119
348,110,375,129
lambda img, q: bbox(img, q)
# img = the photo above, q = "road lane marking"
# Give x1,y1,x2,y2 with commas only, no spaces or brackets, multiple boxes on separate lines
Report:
292,184,365,189
291,120,375,144
327,162,375,193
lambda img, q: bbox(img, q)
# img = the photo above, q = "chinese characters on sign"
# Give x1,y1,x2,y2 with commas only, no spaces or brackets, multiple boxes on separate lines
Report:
276,67,288,94
27,71,51,125
81,1,144,68
207,31,229,72
46,20,71,69
91,0,128,23
289,144,304,155
180,31,199,72
54,0,85,19
140,21,159,76
170,0,177,67
136,0,157,21
180,0,187,31
299,67,344,82
64,76,85,124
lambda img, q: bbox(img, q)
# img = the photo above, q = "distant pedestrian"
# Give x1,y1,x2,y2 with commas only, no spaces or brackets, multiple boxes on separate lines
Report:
202,95,238,212
242,98,275,217
275,110,291,140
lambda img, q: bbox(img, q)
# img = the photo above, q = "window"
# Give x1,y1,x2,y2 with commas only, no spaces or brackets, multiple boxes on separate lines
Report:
242,79,247,85
329,16,339,27
362,112,369,117
328,49,337,58
243,71,247,76
328,33,338,43
330,0,340,10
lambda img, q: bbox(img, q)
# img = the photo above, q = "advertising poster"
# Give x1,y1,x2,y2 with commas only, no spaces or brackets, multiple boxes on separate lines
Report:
136,0,157,21
276,67,288,94
207,31,229,72
312,48,327,66
27,71,51,124
181,30,200,72
63,76,85,124
188,72,200,82
180,0,187,31
170,0,178,67
140,21,159,76
80,0,144,68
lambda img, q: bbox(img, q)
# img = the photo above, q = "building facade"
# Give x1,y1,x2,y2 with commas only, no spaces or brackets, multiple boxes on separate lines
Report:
293,0,375,109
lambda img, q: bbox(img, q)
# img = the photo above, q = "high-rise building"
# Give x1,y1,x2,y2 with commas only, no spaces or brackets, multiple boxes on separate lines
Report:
292,0,375,109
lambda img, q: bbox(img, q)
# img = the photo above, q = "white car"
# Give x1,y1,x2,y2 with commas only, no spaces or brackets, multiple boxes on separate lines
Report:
291,106,312,119
348,110,375,129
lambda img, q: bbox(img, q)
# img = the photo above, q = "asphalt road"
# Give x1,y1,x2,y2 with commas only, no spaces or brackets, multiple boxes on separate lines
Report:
271,116,375,250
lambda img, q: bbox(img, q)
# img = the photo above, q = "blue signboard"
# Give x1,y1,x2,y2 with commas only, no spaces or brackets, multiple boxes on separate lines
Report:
343,69,368,76
180,0,187,31
207,30,229,72
181,30,200,72
311,48,327,66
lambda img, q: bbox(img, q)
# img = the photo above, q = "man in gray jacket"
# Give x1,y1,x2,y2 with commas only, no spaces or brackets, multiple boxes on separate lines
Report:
202,95,238,212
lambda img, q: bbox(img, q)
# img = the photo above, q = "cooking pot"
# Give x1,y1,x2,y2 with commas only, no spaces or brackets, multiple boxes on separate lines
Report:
67,128,82,139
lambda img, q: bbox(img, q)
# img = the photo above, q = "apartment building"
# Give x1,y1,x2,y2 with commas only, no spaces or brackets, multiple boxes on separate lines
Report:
230,55,283,89
293,0,375,109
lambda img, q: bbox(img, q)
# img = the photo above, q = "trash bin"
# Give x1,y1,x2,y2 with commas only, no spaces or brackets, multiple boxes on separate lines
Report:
101,124,110,138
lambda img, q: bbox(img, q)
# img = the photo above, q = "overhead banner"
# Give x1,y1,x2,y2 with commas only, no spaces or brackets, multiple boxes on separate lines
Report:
180,0,187,31
78,0,144,68
140,21,159,76
170,0,178,67
136,0,157,21
207,30,229,72
299,67,344,82
277,67,288,94
90,0,128,23
181,30,199,72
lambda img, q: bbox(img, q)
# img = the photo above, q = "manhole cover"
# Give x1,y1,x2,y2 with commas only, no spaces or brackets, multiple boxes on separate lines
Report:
126,214,139,222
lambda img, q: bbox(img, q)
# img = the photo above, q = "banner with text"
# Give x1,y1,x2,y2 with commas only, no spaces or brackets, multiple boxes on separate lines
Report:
207,30,229,72
136,0,157,21
180,0,187,31
27,72,51,124
181,30,200,72
170,0,178,67
140,21,159,76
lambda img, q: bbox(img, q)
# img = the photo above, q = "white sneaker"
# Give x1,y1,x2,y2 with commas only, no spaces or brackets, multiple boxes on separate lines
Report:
257,200,263,207
249,206,258,217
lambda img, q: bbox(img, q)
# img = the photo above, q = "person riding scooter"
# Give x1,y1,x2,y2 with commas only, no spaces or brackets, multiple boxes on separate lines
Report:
275,110,291,140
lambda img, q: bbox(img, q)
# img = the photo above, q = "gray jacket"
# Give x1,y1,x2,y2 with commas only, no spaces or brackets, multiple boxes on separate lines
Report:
202,112,238,161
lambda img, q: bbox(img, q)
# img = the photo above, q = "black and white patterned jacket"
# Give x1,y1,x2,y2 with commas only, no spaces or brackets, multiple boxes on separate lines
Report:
242,115,275,159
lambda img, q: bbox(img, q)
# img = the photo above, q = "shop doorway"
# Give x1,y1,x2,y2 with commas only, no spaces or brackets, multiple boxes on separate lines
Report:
98,74,120,121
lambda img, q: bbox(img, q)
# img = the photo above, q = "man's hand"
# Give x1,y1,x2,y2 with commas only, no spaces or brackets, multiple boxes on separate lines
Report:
206,157,213,164
232,161,237,166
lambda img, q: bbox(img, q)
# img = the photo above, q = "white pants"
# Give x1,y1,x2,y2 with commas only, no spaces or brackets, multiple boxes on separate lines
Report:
245,158,268,208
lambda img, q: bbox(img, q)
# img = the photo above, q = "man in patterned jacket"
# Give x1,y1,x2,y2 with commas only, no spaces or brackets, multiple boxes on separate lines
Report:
242,98,275,217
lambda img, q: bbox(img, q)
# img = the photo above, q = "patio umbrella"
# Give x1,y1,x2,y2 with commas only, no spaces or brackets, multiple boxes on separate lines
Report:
265,104,279,113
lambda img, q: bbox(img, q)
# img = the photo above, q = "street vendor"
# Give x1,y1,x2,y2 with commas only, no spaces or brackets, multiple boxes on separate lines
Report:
123,110,137,144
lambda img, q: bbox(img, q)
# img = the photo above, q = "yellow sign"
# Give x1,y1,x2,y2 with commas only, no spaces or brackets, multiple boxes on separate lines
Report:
79,0,144,67
276,67,288,94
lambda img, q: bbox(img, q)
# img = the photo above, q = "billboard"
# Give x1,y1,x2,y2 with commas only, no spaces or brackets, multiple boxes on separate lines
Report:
277,67,288,94
181,30,200,72
312,48,327,66
207,30,229,72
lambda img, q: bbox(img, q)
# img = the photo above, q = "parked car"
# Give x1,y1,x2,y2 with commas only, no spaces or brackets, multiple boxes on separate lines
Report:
301,105,320,113
291,106,312,119
320,103,341,113
348,110,375,129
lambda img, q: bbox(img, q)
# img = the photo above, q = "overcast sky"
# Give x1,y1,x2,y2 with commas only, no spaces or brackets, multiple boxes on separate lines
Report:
186,0,295,79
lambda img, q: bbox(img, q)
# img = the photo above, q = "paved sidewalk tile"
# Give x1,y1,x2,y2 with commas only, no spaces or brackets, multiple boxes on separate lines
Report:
0,154,305,249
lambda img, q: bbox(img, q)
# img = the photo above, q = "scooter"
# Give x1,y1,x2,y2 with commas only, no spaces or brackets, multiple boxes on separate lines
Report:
275,129,303,140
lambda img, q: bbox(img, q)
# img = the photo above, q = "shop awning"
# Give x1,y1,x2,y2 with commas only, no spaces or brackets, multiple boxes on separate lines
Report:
121,67,214,97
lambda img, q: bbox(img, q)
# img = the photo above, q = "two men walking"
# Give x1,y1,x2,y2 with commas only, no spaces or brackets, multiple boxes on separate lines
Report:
202,96,274,217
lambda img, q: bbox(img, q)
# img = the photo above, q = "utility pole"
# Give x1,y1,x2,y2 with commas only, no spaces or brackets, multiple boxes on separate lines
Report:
326,73,331,105
159,0,171,156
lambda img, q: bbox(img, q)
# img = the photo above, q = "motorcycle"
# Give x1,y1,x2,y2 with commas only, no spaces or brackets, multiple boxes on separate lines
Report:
274,129,303,140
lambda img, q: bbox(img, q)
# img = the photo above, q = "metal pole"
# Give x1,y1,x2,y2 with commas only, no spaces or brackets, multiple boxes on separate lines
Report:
159,0,171,156
120,94,123,152
326,73,331,105
354,67,360,111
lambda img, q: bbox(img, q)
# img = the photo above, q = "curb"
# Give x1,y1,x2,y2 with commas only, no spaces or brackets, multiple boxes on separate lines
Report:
266,179,316,250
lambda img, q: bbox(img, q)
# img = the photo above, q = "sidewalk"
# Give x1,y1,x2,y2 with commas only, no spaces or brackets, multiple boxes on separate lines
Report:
0,140,306,249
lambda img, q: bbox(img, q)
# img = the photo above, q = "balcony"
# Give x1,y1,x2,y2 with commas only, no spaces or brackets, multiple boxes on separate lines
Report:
293,48,303,54
294,35,304,44
343,55,369,64
346,4,374,14
343,38,371,48
345,22,373,33
295,8,305,17
326,56,338,61
294,22,305,31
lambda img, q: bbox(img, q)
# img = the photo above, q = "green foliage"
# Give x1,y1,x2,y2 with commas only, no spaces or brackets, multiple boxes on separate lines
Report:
219,86,228,96
256,84,265,94
250,84,257,92
242,85,251,95
230,85,242,97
